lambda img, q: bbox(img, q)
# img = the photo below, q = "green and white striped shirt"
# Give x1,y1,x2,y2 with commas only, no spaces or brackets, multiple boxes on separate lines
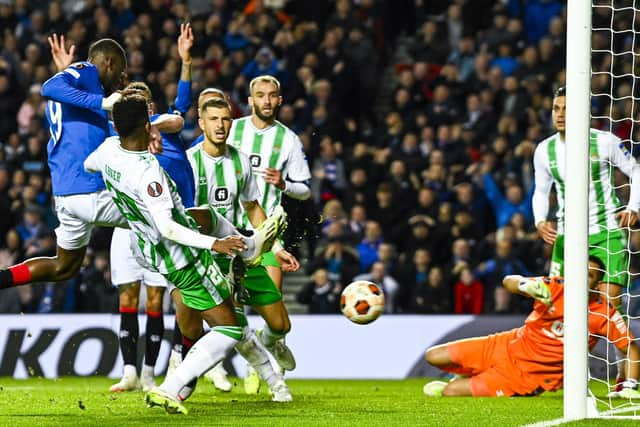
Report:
187,142,259,228
229,116,311,217
84,137,201,274
533,129,640,234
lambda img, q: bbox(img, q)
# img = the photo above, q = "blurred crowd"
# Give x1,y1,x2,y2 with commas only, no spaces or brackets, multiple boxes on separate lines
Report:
1,0,640,315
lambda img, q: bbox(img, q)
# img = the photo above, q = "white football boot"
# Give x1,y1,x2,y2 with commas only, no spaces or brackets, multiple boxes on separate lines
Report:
270,379,293,402
204,363,232,392
110,372,141,392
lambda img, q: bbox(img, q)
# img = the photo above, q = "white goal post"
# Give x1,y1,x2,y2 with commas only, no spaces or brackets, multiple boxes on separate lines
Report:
563,0,591,420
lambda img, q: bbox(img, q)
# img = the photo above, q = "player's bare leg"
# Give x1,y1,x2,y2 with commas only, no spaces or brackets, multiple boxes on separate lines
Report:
0,245,86,288
111,282,142,392
442,378,473,396
424,345,473,397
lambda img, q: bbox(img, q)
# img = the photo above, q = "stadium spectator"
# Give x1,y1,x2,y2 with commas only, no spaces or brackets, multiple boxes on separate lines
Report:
453,266,484,314
296,268,341,314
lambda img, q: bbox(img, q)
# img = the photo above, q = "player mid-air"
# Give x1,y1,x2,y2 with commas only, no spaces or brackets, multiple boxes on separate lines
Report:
423,256,640,398
84,93,287,413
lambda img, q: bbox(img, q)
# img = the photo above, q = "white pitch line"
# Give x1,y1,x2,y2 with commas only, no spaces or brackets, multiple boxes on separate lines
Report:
520,418,568,427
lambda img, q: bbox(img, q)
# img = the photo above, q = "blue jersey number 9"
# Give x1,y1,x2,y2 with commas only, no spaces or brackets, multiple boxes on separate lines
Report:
47,100,63,145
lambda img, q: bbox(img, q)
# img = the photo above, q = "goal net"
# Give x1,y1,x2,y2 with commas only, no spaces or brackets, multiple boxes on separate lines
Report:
584,0,640,419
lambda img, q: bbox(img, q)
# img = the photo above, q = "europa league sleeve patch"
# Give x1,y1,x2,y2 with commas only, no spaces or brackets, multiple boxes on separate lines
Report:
147,181,163,197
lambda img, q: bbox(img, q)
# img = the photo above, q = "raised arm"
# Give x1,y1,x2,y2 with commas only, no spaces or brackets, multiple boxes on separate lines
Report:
171,22,194,115
280,136,312,200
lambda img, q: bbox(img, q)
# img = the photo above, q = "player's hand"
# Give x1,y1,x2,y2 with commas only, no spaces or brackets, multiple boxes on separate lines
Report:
536,221,557,244
177,22,194,63
48,33,75,72
212,236,247,256
616,210,638,228
149,125,163,154
101,92,122,111
518,278,552,306
263,168,285,190
275,249,300,272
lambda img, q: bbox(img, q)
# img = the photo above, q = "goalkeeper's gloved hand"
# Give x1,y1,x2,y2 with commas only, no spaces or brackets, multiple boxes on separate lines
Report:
518,278,551,306
101,92,122,111
608,379,640,399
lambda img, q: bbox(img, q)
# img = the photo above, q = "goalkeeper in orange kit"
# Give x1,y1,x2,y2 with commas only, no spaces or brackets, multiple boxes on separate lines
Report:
423,255,640,398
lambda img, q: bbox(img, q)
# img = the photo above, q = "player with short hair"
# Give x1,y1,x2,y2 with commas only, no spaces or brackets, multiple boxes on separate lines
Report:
533,86,640,387
533,86,640,301
187,97,297,399
0,38,128,290
224,74,311,392
84,94,285,414
424,256,640,398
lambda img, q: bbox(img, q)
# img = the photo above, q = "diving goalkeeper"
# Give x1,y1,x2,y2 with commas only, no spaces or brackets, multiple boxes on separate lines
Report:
424,255,640,398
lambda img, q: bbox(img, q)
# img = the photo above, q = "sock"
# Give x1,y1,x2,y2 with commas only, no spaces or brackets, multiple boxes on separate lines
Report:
234,306,248,327
210,209,240,238
123,364,137,378
119,309,139,367
0,263,32,288
259,324,286,348
236,329,279,388
181,335,197,360
161,326,242,397
172,319,183,354
145,310,164,368
141,364,154,379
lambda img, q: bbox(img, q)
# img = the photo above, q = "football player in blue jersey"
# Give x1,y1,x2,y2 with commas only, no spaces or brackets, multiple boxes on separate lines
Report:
0,38,129,289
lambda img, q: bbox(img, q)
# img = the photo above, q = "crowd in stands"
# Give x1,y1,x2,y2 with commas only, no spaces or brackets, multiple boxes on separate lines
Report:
1,0,639,315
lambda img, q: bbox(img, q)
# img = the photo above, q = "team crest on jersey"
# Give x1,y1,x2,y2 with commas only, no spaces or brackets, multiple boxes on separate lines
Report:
250,154,262,167
214,188,229,202
147,182,163,197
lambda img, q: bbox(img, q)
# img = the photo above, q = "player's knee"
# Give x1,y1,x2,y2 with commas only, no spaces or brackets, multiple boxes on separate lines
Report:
267,314,290,334
53,259,81,281
425,345,446,366
145,289,164,312
119,289,139,309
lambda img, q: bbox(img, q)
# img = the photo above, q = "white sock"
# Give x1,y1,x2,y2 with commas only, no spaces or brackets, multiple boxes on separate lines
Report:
141,364,154,378
160,327,240,397
259,325,285,348
123,364,137,378
236,330,280,388
209,209,256,259
210,210,240,237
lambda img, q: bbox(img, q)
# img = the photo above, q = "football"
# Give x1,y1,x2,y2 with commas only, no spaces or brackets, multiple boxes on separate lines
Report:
340,280,385,324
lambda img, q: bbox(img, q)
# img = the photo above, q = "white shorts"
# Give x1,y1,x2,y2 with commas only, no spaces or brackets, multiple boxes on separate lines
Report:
110,227,167,287
54,190,128,250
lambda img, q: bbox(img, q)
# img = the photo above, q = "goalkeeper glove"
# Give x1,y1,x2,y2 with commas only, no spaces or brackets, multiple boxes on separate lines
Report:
608,379,640,399
101,92,122,111
518,278,551,306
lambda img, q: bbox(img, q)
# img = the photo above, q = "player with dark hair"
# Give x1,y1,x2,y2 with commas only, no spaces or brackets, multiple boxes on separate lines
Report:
0,38,128,290
84,93,285,414
533,86,640,387
423,256,640,398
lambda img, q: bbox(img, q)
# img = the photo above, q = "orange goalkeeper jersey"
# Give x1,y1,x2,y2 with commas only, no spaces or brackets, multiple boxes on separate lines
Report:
507,277,633,391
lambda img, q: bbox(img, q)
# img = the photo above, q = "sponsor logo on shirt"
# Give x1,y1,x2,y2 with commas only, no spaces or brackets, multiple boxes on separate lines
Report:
214,188,229,202
250,154,262,168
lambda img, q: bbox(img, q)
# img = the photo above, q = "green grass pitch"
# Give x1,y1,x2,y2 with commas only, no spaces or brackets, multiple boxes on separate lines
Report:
0,377,636,426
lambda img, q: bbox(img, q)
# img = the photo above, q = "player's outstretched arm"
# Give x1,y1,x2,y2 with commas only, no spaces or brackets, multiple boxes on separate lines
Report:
173,22,194,115
151,113,184,134
503,275,551,306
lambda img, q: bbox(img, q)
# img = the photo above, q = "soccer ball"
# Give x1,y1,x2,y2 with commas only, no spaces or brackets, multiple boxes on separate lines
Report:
340,280,385,324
